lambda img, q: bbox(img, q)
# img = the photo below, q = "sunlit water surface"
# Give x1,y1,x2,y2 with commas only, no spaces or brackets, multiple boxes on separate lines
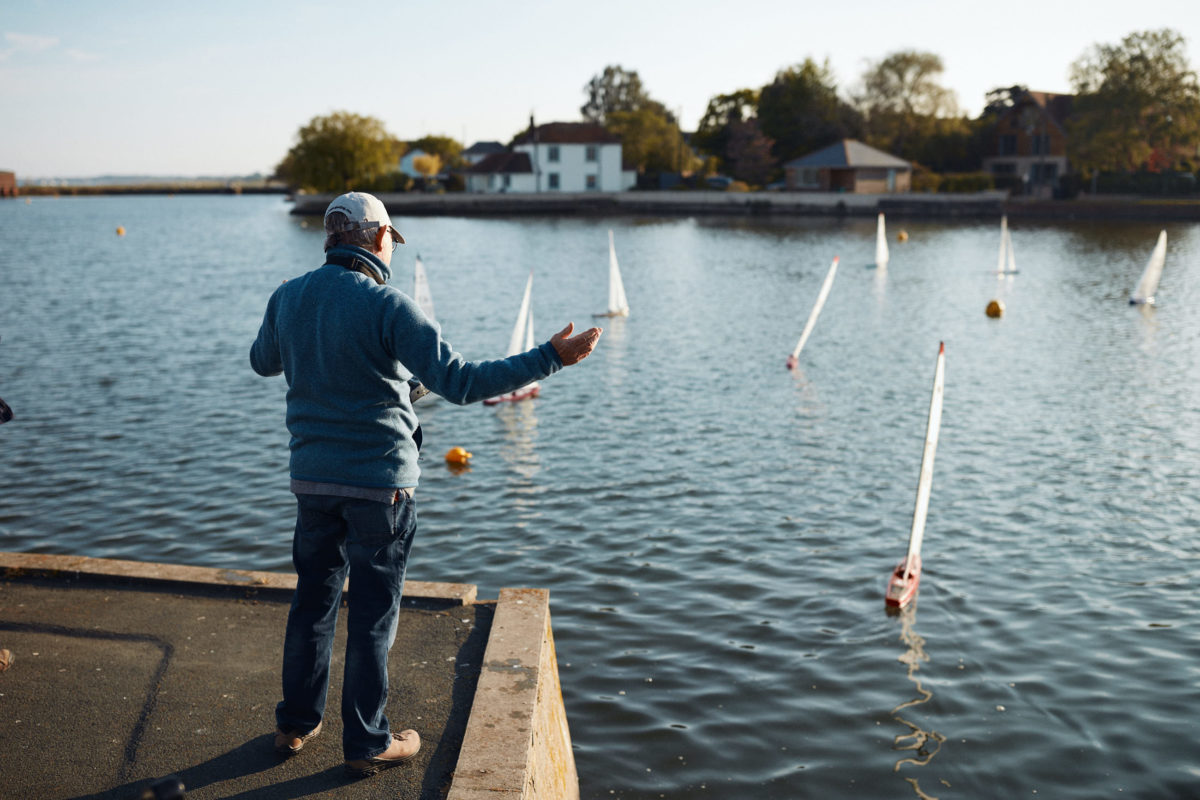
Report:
2,195,1199,798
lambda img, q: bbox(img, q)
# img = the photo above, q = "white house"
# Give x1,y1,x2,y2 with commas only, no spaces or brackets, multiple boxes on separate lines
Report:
463,152,537,193
465,122,636,193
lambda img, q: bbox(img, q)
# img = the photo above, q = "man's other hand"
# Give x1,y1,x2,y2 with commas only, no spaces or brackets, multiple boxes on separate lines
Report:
550,323,602,366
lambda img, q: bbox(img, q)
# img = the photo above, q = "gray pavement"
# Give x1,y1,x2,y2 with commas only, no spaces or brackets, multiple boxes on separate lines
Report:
0,570,493,799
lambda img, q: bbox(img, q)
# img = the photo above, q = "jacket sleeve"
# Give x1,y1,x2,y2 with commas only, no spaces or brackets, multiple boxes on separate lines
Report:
379,290,562,405
249,291,283,377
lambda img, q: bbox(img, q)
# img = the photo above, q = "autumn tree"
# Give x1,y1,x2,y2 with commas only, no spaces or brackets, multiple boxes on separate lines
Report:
1068,28,1200,174
275,112,403,192
411,154,443,180
410,135,464,170
724,119,775,185
757,59,863,164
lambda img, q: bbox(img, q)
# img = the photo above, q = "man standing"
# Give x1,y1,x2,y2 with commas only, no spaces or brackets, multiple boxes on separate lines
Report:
250,192,601,778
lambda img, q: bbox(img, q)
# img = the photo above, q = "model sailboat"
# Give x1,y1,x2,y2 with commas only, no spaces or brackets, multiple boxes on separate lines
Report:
995,216,1018,275
408,256,437,404
596,229,629,317
483,271,540,405
885,342,946,609
875,213,890,267
1129,230,1167,305
413,255,435,321
786,257,839,370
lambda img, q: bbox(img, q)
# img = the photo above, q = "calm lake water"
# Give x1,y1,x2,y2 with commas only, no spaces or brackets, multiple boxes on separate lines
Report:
2,195,1199,798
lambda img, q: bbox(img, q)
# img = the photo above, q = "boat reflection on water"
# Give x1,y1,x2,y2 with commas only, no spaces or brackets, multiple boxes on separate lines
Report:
497,398,540,489
888,602,946,800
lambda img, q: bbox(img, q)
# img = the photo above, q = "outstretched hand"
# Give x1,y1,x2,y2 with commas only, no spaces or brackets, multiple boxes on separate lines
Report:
550,322,602,366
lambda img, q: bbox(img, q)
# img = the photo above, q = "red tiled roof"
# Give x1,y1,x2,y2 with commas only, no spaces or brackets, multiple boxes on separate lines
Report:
464,152,533,174
512,122,621,145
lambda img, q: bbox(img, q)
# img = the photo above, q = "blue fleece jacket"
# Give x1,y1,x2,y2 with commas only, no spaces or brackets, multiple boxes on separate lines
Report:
250,246,562,489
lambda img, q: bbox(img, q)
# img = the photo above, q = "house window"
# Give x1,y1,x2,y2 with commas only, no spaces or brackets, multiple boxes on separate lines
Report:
1031,163,1058,182
586,174,597,190
503,175,511,188
548,146,560,163
548,173,560,190
998,134,1017,156
798,168,818,186
1031,134,1052,155
487,175,495,190
991,163,1016,175
586,146,597,162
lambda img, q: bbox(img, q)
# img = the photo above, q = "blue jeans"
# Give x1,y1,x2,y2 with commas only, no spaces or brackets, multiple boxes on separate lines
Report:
275,492,417,760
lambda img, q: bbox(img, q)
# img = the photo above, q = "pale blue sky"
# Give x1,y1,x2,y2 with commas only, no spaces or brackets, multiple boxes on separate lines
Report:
3,0,1198,178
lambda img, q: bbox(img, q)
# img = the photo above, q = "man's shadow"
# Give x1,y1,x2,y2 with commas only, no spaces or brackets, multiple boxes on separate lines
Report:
71,735,349,800
70,604,493,800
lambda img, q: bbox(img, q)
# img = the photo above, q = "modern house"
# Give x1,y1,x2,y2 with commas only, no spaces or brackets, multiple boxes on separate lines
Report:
462,141,507,166
0,171,16,197
783,140,911,193
466,122,636,193
981,90,1072,197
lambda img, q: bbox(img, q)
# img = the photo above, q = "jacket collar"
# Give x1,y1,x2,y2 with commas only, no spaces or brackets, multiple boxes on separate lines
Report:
325,245,391,284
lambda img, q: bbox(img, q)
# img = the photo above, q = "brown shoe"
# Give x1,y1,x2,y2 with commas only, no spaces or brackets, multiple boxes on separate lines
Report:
274,721,322,756
344,729,421,778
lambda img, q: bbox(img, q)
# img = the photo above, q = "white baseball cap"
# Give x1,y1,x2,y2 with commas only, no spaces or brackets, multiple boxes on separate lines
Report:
323,191,404,244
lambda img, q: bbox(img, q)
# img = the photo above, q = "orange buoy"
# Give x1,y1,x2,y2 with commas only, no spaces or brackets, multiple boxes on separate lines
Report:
445,446,472,465
116,226,126,236
897,230,909,242
986,299,1004,318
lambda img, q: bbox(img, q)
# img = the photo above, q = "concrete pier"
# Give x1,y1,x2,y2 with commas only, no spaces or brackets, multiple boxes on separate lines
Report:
0,552,577,799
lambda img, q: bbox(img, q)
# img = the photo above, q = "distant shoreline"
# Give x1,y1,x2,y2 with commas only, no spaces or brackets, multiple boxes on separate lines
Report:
13,184,288,197
287,190,1200,222
8,187,1199,221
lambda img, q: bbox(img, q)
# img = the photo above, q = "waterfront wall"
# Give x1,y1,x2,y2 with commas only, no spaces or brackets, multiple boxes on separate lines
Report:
290,190,1200,221
448,587,579,800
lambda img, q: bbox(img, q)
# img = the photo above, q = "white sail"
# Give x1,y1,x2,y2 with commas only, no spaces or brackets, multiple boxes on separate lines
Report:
789,257,839,363
506,271,534,357
875,213,890,266
413,256,435,320
905,342,945,577
1130,230,1167,305
1005,226,1016,274
996,216,1009,274
606,229,630,316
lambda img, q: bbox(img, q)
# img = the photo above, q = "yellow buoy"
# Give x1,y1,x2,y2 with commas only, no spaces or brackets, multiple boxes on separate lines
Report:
986,299,1005,318
897,230,909,242
445,446,472,465
116,226,126,236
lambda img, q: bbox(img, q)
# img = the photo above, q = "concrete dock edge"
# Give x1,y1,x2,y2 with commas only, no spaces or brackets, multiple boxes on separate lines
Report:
0,551,477,605
447,587,579,800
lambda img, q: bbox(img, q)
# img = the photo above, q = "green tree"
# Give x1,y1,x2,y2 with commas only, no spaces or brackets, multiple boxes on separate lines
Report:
581,65,667,123
605,108,698,174
692,89,760,169
757,59,863,164
856,50,957,159
1068,28,1200,174
275,112,403,193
